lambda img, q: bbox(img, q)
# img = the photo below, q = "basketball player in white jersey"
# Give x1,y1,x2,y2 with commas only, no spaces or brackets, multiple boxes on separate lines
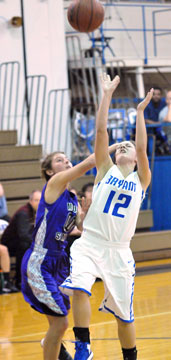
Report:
61,74,153,360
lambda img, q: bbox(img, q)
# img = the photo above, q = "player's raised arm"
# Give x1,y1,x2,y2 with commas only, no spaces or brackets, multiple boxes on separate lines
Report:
47,143,119,203
95,73,120,179
136,89,153,191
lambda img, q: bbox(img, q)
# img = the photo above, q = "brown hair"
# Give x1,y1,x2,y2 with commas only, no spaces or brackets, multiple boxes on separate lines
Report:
41,151,64,181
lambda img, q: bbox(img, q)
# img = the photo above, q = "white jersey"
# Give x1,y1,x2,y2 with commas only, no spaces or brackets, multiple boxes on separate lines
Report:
83,165,144,245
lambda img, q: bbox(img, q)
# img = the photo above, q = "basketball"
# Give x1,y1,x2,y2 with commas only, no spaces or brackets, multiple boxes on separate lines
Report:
67,0,105,33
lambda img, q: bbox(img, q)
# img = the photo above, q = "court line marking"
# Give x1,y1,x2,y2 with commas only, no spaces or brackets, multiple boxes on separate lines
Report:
3,310,171,341
0,337,171,345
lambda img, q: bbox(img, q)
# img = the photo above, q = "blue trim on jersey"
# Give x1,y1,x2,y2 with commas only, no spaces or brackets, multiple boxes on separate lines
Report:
99,272,135,323
99,304,134,323
130,280,135,320
97,182,101,188
60,285,91,297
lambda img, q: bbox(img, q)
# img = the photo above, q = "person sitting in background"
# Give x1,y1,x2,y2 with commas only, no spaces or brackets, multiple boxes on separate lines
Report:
0,183,11,223
0,219,18,294
1,190,41,289
0,244,19,294
159,90,171,149
66,183,94,257
82,181,102,283
81,182,93,203
144,86,170,155
65,187,82,257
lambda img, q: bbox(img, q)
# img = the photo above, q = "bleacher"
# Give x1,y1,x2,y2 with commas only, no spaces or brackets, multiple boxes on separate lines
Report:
0,130,44,217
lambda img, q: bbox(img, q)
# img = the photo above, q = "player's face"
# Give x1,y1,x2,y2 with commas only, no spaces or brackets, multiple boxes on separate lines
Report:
51,153,72,174
115,141,136,164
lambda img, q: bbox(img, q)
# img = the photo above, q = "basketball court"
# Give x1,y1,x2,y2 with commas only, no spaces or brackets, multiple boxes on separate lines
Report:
0,258,170,360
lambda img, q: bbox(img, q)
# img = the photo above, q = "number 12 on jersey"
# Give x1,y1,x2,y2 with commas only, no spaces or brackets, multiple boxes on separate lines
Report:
103,190,132,218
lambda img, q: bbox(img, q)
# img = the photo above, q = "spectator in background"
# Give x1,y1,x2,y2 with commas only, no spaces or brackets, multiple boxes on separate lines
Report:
0,183,11,223
0,219,18,294
159,90,171,148
65,187,82,257
66,183,94,257
82,181,102,283
1,190,41,289
0,218,9,237
144,86,170,155
65,183,94,260
80,182,94,221
81,182,93,203
0,244,19,294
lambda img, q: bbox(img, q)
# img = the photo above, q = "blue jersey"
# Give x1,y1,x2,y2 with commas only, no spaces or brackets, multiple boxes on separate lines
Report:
21,185,78,316
32,185,78,251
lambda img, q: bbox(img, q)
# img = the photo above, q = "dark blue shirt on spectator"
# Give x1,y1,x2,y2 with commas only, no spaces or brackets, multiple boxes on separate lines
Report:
144,98,171,155
144,98,166,122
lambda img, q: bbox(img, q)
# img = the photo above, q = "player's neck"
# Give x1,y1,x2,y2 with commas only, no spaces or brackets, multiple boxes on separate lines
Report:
117,163,135,178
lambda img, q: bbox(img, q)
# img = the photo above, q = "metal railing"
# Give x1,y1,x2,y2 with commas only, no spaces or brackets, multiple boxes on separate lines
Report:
44,88,71,155
0,62,71,157
66,35,99,108
152,8,171,56
20,74,47,145
0,61,20,130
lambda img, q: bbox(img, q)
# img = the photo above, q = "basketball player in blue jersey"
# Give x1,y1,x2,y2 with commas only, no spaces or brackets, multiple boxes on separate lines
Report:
60,74,153,360
21,146,118,360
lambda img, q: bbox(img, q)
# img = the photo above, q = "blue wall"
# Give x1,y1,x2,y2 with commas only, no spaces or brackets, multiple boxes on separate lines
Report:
142,156,171,231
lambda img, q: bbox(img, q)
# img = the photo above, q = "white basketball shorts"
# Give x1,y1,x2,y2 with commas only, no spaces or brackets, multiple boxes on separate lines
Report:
60,237,135,322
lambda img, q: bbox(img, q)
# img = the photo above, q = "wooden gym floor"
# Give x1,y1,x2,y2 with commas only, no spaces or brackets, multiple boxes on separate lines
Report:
0,259,171,360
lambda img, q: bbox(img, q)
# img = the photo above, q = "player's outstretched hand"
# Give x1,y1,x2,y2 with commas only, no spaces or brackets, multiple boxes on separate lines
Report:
137,88,154,111
100,72,120,95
